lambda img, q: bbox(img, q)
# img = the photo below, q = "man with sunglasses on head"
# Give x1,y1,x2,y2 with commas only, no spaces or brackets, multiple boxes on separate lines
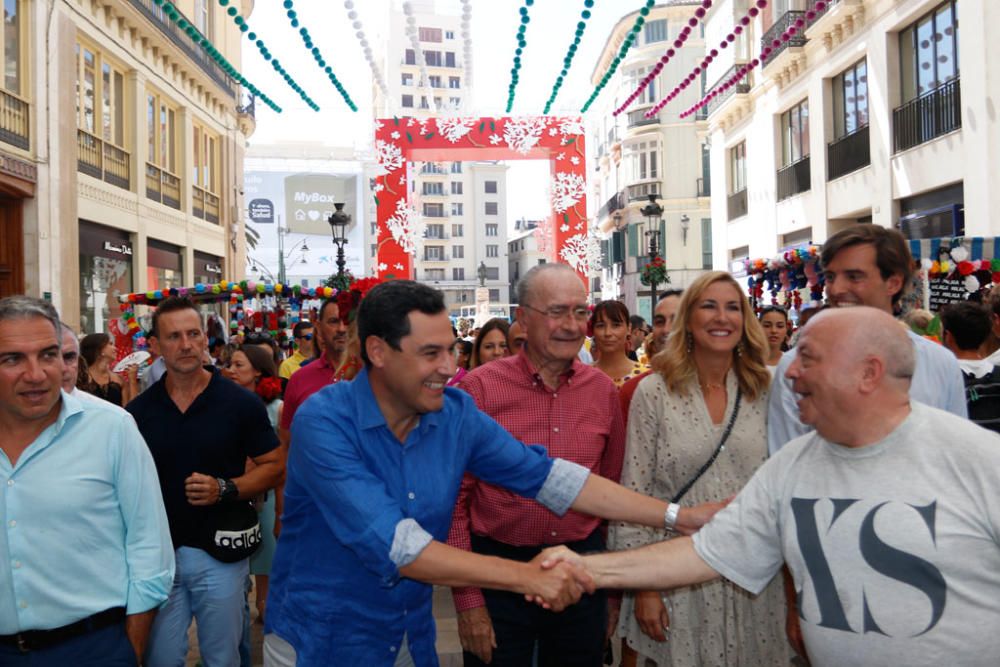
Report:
279,322,315,381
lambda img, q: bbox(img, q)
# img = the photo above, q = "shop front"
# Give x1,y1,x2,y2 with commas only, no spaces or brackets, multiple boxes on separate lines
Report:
194,251,224,285
147,239,184,292
79,220,134,334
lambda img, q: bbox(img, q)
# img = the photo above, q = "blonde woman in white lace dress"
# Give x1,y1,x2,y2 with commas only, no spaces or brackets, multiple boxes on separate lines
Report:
610,271,792,667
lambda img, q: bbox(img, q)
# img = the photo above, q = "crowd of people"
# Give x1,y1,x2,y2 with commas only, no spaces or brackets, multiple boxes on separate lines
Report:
2,223,1000,667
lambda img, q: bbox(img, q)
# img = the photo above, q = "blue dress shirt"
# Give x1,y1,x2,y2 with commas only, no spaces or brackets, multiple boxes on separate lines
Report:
0,391,174,633
266,368,588,667
768,328,968,454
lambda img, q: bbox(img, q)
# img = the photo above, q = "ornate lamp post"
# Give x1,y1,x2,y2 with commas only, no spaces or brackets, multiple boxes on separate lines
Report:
327,202,351,282
641,193,665,308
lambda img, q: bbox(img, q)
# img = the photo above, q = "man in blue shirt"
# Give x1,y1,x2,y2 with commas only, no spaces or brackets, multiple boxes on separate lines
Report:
127,296,283,667
264,281,724,667
0,296,174,665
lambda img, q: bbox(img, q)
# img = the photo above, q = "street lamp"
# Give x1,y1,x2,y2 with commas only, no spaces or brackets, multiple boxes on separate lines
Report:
273,214,309,285
327,202,351,281
641,193,665,308
680,214,690,246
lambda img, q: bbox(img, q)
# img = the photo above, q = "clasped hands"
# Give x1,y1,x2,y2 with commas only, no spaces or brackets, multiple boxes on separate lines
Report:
522,548,594,612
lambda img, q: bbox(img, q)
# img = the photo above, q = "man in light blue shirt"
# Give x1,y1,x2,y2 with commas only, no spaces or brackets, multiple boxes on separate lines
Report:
0,296,174,665
769,225,967,455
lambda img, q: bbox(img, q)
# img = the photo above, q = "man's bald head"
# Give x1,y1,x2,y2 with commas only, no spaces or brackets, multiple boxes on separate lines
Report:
806,307,915,384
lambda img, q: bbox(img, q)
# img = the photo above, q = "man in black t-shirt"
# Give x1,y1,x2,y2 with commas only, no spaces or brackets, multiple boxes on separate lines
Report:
127,297,282,667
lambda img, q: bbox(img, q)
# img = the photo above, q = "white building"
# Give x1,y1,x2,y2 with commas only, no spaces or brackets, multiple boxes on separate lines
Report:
507,218,547,303
376,0,510,316
704,0,999,268
589,1,714,321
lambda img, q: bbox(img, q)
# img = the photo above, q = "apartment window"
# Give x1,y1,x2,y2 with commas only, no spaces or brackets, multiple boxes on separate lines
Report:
426,268,446,280
452,267,465,280
453,245,464,259
446,52,456,67
2,0,23,95
425,50,442,66
833,59,869,139
626,140,659,181
701,218,713,269
418,27,442,42
485,266,500,280
426,223,445,239
370,244,377,257
147,91,177,173
401,73,413,86
422,182,444,195
405,49,416,65
643,19,667,45
900,1,958,102
425,246,444,261
419,96,429,109
451,162,463,173
489,289,501,302
192,123,218,193
452,224,464,237
194,0,214,41
449,76,461,89
423,203,445,217
451,202,464,216
446,30,455,39
75,43,125,147
485,202,498,215
485,224,498,237
486,245,499,258
780,99,809,166
434,96,443,108
370,222,378,235
402,94,413,108
429,75,442,88
451,181,463,195
484,180,498,194
449,97,461,106
730,141,746,193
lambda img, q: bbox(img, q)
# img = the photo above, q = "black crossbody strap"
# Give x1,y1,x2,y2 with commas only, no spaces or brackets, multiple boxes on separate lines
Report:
670,390,742,505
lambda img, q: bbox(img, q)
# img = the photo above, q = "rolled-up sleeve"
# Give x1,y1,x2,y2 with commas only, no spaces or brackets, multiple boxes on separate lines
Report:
389,518,434,568
535,459,589,516
115,415,175,614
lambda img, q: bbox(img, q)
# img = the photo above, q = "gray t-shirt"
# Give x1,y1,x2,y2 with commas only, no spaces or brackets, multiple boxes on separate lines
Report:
693,403,1000,667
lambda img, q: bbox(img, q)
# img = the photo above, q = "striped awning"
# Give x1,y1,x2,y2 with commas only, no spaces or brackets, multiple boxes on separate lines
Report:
908,237,1000,261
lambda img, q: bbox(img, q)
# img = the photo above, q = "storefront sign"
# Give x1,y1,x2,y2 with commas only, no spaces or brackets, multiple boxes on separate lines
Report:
249,198,274,223
204,263,223,275
103,241,133,256
928,278,968,310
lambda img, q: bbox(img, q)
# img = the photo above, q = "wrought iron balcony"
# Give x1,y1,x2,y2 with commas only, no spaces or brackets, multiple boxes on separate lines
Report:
192,185,220,224
827,125,869,180
627,182,660,202
893,77,961,153
146,163,181,210
727,189,748,220
704,64,751,117
761,11,809,68
598,191,624,220
0,90,29,150
627,108,659,128
776,156,811,200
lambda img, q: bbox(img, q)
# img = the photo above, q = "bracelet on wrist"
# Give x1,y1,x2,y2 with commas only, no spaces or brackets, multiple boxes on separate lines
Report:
664,502,680,531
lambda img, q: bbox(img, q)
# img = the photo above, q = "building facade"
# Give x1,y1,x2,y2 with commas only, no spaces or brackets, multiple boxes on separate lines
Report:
705,0,1000,269
507,218,546,304
589,1,714,321
0,0,253,333
376,0,510,317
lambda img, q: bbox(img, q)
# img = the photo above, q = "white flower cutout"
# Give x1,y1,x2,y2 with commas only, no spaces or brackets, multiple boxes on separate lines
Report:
374,140,403,174
373,183,385,193
502,117,548,155
391,130,401,139
394,263,405,270
550,172,586,213
489,133,502,145
435,117,477,143
556,152,565,161
570,156,580,165
385,199,423,256
557,117,585,136
560,224,570,232
377,262,389,272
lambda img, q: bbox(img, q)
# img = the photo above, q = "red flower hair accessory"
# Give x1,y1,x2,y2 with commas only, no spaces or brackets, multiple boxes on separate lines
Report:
255,376,282,403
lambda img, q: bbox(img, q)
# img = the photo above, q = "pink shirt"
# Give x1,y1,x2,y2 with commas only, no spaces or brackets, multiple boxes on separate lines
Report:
279,355,337,431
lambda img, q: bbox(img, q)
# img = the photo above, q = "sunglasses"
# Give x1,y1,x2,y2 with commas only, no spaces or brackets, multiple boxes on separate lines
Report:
296,333,314,341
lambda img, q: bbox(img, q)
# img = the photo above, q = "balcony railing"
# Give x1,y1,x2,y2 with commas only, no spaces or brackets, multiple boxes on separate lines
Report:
893,77,961,153
727,189,748,220
697,177,711,197
627,182,660,202
236,92,255,119
761,11,809,67
422,254,450,262
128,0,235,95
0,89,29,150
421,210,448,218
192,185,220,224
77,129,131,191
776,156,811,200
827,125,869,180
598,191,624,220
704,64,751,116
146,163,181,210
806,0,840,25
627,108,658,128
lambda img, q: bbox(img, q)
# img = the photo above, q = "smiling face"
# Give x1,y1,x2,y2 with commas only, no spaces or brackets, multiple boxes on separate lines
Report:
151,308,207,377
593,312,629,356
368,310,457,419
224,350,259,390
760,310,789,353
478,328,508,364
519,271,588,369
0,316,63,425
687,280,744,356
785,316,860,437
823,243,902,312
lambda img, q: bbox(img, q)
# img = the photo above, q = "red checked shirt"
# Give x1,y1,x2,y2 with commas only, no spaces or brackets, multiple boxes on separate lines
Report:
447,350,626,612
279,355,338,431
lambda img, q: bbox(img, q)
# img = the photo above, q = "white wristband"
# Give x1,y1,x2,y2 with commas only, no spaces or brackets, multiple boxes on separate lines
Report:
664,502,680,530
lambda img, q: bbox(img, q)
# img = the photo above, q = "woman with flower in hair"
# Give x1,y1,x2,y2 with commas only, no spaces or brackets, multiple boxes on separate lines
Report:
224,344,283,622
610,271,789,667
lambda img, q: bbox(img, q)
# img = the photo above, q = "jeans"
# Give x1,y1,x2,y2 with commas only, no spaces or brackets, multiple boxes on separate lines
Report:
145,546,250,667
263,633,416,667
0,621,135,666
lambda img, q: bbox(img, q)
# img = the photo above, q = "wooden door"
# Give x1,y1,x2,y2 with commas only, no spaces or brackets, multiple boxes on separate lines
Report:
0,197,24,297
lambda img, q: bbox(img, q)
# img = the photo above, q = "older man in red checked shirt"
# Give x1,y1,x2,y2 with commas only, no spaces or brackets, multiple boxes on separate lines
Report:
448,264,687,667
